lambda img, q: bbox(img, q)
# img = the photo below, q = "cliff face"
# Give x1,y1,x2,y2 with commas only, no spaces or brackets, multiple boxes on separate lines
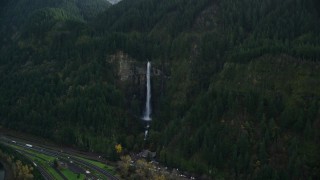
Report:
109,51,137,81
108,51,165,118
1,0,319,178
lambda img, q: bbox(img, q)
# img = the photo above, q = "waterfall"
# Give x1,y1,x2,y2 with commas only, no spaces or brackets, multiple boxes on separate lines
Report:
144,130,148,141
142,61,152,121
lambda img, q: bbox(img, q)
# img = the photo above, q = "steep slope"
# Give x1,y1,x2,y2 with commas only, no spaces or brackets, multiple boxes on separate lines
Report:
0,0,319,179
0,0,110,52
0,0,126,156
94,0,320,179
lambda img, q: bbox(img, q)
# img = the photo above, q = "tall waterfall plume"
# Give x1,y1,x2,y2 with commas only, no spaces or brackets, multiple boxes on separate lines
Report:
142,61,152,121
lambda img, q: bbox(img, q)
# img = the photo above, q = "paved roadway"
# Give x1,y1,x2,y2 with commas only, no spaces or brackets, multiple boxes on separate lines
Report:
0,136,118,180
14,149,55,180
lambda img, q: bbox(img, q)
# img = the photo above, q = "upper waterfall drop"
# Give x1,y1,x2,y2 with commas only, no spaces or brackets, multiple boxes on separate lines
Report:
142,61,152,121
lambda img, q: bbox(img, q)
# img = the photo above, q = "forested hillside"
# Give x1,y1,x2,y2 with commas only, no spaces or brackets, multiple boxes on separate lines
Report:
0,0,110,52
0,0,320,179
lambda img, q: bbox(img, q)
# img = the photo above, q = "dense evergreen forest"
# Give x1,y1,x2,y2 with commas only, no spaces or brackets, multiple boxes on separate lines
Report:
0,0,319,179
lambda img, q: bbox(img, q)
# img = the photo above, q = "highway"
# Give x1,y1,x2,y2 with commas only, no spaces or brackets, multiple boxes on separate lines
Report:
0,136,118,180
16,149,56,180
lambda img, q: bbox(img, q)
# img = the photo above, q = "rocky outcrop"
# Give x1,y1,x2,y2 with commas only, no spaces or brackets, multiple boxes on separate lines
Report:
108,51,166,117
108,51,163,82
109,51,136,81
